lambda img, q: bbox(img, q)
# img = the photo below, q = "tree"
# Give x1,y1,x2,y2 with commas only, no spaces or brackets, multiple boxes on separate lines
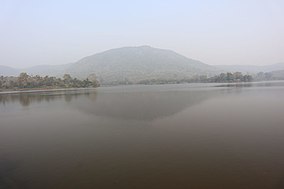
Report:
18,73,29,88
88,74,100,87
226,72,234,82
63,74,72,81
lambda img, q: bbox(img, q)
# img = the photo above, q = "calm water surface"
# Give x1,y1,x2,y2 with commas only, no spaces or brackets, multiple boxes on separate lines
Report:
1,82,284,189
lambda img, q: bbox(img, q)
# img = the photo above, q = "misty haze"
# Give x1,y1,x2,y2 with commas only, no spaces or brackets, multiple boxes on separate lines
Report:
1,1,284,189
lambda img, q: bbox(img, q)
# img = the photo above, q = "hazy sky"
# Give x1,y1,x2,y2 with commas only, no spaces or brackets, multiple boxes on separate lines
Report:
0,0,284,68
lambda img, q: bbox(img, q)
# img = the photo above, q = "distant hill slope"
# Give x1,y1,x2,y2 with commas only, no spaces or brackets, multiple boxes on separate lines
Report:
22,64,69,76
64,46,219,84
216,63,284,73
0,65,19,76
0,65,68,78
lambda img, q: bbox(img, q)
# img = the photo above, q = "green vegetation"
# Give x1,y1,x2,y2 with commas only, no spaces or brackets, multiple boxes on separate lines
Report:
138,72,253,85
0,73,99,90
1,70,282,89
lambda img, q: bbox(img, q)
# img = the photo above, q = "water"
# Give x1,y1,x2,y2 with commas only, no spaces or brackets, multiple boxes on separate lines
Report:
1,82,284,189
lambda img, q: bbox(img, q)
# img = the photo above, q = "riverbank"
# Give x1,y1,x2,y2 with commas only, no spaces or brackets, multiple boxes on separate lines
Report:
1,80,284,95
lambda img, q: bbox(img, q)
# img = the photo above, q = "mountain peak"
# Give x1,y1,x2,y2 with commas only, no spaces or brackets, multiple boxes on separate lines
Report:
137,45,152,48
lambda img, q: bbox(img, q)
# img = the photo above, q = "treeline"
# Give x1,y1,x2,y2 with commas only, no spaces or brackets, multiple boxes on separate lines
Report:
138,72,253,85
204,72,253,83
0,73,99,90
254,72,274,81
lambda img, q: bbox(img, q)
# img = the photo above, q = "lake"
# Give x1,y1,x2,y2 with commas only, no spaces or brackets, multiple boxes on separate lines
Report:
1,82,284,189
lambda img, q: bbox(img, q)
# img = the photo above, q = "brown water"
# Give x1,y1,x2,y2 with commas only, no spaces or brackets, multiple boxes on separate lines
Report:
1,82,284,189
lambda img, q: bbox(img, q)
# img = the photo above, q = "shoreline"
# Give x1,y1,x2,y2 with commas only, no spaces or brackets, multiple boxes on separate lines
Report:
1,80,283,95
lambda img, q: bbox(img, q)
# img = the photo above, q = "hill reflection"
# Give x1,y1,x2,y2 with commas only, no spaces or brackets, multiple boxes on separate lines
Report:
0,89,97,107
74,87,225,121
0,86,227,121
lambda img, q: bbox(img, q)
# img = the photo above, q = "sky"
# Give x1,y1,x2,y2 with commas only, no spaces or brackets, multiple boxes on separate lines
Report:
0,0,284,68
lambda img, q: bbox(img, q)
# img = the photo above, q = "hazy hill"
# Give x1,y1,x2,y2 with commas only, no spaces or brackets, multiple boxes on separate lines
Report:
64,46,219,84
0,65,68,78
0,65,19,76
216,63,284,73
22,64,69,76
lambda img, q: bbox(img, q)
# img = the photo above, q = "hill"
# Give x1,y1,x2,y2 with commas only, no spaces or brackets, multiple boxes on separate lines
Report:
0,65,19,76
64,46,219,84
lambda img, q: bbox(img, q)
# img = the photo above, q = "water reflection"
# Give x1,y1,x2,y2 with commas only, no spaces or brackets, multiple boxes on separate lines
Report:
2,81,283,109
215,80,284,88
0,89,97,107
0,86,227,121
76,89,224,121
